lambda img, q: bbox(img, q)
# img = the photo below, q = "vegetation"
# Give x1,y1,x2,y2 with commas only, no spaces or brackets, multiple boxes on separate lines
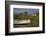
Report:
30,16,39,27
14,12,39,27
14,12,31,20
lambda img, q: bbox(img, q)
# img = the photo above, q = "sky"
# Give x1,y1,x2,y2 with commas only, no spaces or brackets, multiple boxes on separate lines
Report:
13,8,39,14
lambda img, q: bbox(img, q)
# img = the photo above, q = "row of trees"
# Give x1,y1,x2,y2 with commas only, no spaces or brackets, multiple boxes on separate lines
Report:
14,11,39,20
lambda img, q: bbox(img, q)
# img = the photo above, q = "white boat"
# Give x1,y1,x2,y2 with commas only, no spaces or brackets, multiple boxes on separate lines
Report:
14,19,30,24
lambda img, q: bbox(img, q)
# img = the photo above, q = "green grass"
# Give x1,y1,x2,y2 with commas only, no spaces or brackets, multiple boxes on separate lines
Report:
30,16,39,27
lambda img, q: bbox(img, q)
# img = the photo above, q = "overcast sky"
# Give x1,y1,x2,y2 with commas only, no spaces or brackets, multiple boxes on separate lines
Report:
13,8,39,14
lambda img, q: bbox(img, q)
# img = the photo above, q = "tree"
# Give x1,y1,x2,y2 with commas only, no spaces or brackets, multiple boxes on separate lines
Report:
25,11,28,15
36,12,39,16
